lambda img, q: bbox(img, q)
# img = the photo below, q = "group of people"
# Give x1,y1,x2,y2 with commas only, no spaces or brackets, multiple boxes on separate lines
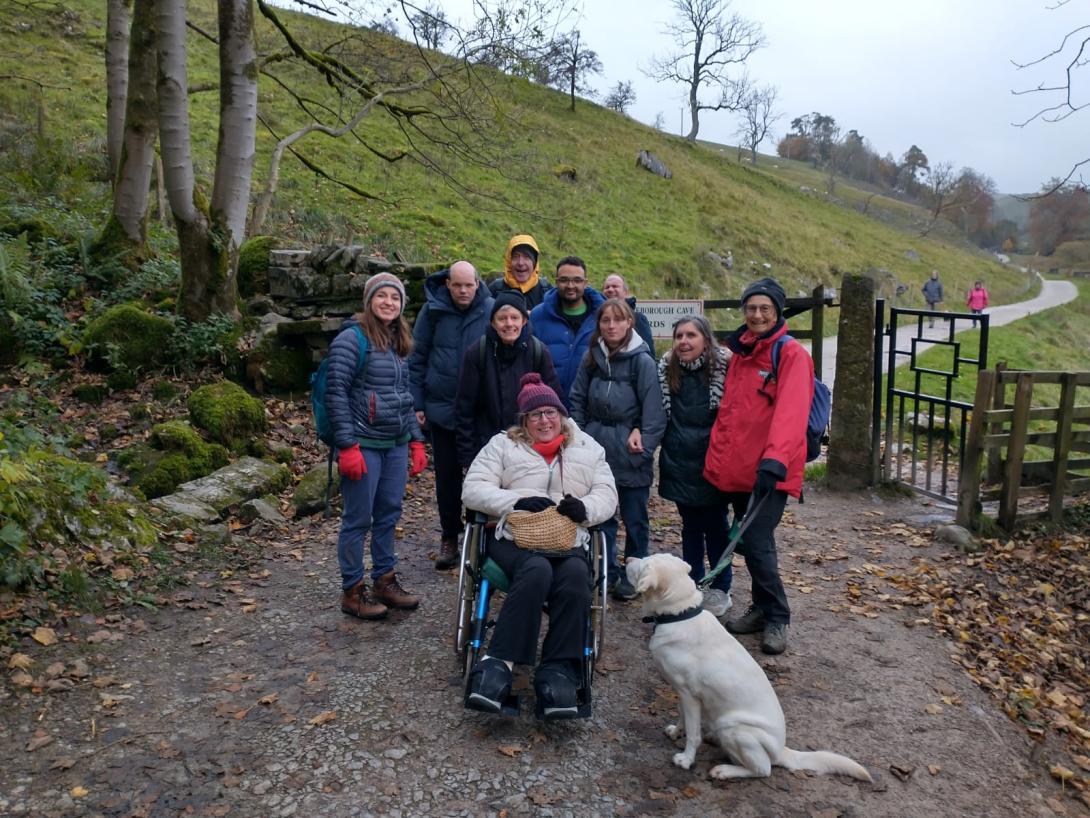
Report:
921,270,989,327
322,234,816,718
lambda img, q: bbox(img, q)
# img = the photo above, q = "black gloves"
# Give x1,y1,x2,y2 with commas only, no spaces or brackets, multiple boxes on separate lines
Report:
752,468,779,501
556,494,587,523
514,496,556,513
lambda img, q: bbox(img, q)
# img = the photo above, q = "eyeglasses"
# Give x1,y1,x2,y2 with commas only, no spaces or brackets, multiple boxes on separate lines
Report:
744,304,776,316
556,277,586,286
527,408,560,422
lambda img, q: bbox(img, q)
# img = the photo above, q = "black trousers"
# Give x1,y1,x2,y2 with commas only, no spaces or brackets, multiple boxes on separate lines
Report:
430,425,464,540
724,490,790,625
485,536,591,667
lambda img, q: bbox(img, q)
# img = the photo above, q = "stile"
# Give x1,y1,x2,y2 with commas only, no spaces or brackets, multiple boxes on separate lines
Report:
986,361,1007,484
998,373,1035,531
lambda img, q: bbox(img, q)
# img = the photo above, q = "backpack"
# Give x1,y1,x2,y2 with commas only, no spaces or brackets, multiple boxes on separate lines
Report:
478,333,546,371
770,335,830,462
310,325,368,514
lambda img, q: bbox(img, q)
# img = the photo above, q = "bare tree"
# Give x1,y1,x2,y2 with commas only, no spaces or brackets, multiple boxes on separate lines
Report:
96,0,157,261
604,80,636,113
105,0,132,183
547,30,602,111
919,161,957,237
734,83,778,164
646,0,763,141
1012,10,1090,193
156,0,256,321
652,110,666,130
407,3,450,51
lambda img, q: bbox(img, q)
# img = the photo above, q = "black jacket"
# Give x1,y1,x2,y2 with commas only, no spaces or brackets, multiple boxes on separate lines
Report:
454,324,562,466
658,364,726,507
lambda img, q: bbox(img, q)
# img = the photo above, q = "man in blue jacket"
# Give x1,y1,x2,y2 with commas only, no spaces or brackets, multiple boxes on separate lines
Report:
409,261,494,569
529,256,606,407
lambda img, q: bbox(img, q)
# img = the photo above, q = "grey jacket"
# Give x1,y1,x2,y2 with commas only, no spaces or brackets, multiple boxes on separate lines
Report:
569,334,666,488
922,277,944,303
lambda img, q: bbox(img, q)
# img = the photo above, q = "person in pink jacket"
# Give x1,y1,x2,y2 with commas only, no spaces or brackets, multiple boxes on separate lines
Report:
966,281,989,314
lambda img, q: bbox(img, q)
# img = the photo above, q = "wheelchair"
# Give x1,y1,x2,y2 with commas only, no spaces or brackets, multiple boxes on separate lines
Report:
453,510,608,718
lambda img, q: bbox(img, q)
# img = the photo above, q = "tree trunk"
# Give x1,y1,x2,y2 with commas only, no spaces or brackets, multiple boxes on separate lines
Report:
211,0,257,256
569,65,575,112
101,0,157,259
750,145,757,164
686,83,700,140
105,0,132,183
156,0,251,321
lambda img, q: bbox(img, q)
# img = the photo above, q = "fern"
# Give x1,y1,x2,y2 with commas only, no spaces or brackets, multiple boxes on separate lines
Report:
0,234,34,310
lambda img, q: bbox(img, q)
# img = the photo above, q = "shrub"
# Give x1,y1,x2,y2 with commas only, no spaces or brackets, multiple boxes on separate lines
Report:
187,381,266,449
84,303,173,372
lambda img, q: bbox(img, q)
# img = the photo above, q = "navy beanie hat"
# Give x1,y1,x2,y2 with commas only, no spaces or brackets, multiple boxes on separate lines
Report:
491,290,530,321
741,277,786,317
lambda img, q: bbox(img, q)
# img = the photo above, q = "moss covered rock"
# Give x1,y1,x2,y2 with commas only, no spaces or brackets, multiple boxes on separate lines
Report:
118,420,230,499
238,236,277,298
187,381,267,449
245,333,312,393
84,303,173,372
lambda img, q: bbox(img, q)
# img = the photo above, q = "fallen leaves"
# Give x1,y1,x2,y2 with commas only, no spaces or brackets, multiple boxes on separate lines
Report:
25,731,54,752
31,626,57,646
497,744,525,758
308,710,336,726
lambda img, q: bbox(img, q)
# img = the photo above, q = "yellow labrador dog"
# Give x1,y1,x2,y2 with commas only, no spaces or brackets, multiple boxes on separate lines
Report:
627,554,872,783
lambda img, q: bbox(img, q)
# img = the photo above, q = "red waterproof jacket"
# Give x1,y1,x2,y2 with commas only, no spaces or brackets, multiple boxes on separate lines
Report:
703,322,814,499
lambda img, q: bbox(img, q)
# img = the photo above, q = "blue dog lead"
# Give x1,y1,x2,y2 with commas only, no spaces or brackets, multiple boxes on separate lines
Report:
696,493,769,590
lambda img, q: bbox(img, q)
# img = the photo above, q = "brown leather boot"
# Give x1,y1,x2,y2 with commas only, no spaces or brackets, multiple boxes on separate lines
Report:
434,538,458,571
341,581,387,620
373,571,420,610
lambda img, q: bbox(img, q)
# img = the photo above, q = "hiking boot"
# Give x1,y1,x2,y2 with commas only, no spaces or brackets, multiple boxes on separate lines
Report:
434,538,458,571
760,623,788,655
534,661,581,720
340,581,388,620
373,571,420,610
725,605,766,635
610,574,637,601
702,588,733,618
466,657,513,714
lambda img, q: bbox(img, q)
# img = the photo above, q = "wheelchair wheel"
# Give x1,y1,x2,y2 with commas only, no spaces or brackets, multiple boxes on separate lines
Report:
454,519,483,676
586,528,607,682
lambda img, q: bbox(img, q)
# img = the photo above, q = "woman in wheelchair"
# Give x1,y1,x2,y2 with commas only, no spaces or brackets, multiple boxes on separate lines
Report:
460,373,618,718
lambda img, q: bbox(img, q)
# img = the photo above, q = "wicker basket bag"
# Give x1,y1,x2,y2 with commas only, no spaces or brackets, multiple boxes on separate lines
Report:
505,506,578,553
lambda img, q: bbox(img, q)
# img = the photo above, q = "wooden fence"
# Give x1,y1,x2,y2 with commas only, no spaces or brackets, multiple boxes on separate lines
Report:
957,368,1090,531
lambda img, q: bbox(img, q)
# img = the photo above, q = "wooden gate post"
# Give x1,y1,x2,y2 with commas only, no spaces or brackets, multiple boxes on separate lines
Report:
957,369,996,529
810,284,824,379
998,373,1035,531
1049,373,1077,522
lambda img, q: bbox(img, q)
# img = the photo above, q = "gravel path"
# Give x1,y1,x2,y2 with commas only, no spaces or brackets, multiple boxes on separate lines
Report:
0,485,1079,817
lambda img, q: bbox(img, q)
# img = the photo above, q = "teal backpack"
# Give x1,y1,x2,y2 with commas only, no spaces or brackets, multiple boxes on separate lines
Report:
310,325,368,513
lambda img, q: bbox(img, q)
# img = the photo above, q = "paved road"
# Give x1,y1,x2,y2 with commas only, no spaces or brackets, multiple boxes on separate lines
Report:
811,275,1078,387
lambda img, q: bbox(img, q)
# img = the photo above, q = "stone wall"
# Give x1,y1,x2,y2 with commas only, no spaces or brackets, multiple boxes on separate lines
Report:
244,247,445,393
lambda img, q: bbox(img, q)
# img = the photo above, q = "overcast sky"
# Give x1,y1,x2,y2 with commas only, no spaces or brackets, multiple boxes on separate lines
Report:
433,0,1087,195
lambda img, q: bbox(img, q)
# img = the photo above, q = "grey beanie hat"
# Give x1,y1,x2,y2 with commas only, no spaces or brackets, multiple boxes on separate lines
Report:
362,273,407,314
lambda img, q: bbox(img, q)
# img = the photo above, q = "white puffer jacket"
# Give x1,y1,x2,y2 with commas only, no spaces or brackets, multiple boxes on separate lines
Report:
462,420,619,546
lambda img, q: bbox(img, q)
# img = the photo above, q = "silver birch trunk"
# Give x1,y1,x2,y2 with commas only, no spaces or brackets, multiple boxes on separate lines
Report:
106,0,157,250
211,0,257,253
105,0,131,182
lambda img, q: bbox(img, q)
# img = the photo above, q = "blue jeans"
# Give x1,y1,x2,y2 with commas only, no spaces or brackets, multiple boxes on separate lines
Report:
337,444,408,589
602,485,650,573
676,503,733,594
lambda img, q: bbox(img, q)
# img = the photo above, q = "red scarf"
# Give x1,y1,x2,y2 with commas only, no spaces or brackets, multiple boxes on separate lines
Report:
532,435,565,464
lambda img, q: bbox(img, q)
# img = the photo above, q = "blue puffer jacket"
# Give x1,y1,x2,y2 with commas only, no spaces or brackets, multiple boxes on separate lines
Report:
325,319,424,450
529,287,606,406
408,269,493,430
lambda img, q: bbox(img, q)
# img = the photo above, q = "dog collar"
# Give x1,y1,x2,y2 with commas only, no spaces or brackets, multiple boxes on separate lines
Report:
642,605,704,631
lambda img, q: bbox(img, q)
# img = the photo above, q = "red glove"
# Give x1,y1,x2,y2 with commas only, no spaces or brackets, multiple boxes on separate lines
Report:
338,444,366,481
409,441,428,477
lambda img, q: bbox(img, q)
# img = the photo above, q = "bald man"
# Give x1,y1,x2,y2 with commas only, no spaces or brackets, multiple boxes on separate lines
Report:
409,261,494,568
602,274,655,354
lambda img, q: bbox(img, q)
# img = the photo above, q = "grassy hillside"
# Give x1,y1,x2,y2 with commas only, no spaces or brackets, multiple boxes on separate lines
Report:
0,0,1030,321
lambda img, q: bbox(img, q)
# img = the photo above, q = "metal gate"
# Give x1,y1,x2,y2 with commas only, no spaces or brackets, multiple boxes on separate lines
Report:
872,300,990,502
